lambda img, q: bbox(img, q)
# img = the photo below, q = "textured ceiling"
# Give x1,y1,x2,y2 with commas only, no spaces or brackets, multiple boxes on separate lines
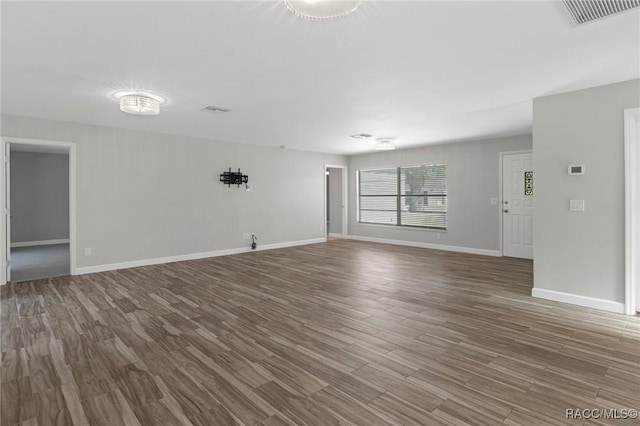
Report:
2,1,639,154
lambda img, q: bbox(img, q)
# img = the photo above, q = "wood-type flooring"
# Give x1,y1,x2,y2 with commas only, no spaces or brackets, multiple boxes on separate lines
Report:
1,240,639,425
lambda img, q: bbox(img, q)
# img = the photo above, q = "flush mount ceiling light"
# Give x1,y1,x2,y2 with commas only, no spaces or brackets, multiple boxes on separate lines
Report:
113,90,166,116
375,138,396,151
285,0,362,20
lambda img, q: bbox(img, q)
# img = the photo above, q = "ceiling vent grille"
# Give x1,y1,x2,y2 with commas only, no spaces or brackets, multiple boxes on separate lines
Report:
563,0,640,25
201,105,232,114
350,133,373,139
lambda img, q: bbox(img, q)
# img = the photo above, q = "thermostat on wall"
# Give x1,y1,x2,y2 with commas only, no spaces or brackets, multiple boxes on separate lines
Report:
568,165,585,175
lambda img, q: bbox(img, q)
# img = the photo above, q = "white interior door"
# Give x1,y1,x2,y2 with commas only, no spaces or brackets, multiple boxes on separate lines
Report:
502,152,533,259
4,142,11,282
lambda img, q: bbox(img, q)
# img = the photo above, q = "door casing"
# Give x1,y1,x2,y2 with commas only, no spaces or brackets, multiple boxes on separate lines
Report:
324,164,348,239
1,137,77,285
624,108,640,315
4,143,10,282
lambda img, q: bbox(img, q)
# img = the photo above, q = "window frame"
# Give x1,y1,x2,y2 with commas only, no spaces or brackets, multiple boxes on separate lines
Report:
357,164,447,231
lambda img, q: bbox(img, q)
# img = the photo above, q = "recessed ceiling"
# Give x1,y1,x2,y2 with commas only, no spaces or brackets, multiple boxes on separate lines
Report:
1,1,638,154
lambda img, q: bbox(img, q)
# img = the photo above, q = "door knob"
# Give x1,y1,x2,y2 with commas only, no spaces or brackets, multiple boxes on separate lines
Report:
503,209,509,213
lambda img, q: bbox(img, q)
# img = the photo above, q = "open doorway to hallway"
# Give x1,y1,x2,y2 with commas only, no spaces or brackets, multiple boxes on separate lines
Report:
3,140,75,282
325,165,347,239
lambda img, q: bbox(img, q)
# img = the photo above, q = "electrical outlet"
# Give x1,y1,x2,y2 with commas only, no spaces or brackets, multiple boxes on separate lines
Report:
569,199,585,212
436,233,441,240
84,247,92,256
490,198,498,205
242,233,250,240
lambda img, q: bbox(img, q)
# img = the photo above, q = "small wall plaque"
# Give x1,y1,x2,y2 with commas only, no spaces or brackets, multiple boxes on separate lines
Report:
524,171,533,196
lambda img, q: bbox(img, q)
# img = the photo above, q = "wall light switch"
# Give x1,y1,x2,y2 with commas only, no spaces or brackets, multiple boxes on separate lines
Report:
569,199,585,212
490,198,498,205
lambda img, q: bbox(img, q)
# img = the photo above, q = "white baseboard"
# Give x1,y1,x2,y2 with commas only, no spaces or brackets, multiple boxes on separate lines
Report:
11,239,70,248
328,233,345,238
75,237,326,275
532,288,625,314
346,235,501,257
255,237,326,251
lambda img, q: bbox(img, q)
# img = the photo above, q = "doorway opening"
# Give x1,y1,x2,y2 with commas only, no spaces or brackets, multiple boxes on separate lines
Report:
325,165,347,239
1,138,76,284
499,150,533,259
624,107,640,315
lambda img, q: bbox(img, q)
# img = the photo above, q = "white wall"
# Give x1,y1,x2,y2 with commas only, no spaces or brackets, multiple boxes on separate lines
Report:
533,79,640,306
328,168,343,235
348,135,532,252
10,151,70,243
1,115,346,271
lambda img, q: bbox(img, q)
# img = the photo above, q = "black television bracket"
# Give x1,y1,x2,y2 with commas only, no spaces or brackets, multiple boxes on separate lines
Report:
220,167,249,188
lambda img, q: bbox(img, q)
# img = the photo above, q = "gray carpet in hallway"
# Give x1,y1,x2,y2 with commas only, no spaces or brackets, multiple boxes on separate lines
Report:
10,243,70,282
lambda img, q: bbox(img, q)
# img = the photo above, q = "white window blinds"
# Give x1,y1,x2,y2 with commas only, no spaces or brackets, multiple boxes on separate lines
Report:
358,165,447,230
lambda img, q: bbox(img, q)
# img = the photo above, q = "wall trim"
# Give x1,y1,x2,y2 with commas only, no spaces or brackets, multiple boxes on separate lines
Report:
11,239,70,248
346,234,501,257
532,288,625,314
328,233,344,238
75,237,326,275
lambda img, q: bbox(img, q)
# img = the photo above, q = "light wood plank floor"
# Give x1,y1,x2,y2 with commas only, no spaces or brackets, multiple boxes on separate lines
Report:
1,240,639,425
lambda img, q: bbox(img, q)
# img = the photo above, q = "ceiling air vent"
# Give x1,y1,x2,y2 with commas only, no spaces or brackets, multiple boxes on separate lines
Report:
563,0,640,25
350,133,373,139
201,105,232,114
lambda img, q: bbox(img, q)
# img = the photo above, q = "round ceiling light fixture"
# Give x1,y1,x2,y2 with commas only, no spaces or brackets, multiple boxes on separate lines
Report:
375,138,396,151
285,0,362,20
113,90,166,116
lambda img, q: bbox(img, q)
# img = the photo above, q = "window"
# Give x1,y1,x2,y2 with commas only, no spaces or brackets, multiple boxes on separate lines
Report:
358,164,447,230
